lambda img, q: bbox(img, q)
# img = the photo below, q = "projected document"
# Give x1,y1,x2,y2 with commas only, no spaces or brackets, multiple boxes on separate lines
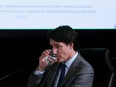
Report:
0,0,116,29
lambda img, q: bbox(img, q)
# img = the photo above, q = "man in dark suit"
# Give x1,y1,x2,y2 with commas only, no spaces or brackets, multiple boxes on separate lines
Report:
27,25,94,87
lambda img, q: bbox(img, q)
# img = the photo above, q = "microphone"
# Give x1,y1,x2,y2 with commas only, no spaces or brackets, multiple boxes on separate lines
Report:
0,69,24,81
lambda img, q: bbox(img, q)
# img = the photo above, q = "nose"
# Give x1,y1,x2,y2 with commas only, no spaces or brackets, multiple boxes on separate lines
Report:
52,48,57,54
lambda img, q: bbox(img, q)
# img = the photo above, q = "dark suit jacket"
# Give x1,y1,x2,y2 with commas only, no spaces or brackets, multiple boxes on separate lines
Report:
27,54,94,87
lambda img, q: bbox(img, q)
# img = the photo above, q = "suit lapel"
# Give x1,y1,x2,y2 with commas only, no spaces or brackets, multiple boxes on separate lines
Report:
61,54,82,86
46,63,60,87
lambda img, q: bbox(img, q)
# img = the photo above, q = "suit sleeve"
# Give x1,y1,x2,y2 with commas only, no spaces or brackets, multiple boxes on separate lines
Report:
26,73,44,87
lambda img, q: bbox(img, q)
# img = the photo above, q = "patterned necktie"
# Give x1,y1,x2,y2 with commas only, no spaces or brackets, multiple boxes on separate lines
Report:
57,63,66,87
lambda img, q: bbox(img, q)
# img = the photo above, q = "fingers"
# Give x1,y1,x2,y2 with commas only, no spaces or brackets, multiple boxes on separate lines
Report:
38,49,57,71
37,49,53,71
39,49,51,60
42,49,51,56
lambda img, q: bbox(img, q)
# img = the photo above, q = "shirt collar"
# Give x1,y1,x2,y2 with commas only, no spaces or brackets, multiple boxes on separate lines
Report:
65,52,78,68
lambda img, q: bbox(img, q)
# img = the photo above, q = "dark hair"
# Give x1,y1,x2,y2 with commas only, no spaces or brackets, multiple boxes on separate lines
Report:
47,25,79,51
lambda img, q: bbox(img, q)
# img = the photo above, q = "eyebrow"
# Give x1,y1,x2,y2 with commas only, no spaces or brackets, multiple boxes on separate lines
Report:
50,43,59,46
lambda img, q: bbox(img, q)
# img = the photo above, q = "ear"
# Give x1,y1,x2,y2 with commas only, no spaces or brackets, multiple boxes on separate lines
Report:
69,42,74,49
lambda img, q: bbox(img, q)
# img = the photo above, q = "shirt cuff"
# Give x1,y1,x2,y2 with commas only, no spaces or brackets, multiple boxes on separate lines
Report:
33,70,45,75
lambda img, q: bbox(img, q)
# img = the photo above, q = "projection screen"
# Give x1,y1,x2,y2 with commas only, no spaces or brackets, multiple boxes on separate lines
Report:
0,0,116,29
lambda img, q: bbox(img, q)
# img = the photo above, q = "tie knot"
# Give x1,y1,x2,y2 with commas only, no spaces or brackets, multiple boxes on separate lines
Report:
60,63,66,69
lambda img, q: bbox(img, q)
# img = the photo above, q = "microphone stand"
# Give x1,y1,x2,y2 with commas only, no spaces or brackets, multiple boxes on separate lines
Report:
0,69,23,81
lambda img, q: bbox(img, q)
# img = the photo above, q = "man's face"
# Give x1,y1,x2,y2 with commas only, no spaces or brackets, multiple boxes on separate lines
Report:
50,39,73,63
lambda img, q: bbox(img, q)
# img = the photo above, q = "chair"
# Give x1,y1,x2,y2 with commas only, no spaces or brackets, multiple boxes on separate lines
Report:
79,48,116,87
